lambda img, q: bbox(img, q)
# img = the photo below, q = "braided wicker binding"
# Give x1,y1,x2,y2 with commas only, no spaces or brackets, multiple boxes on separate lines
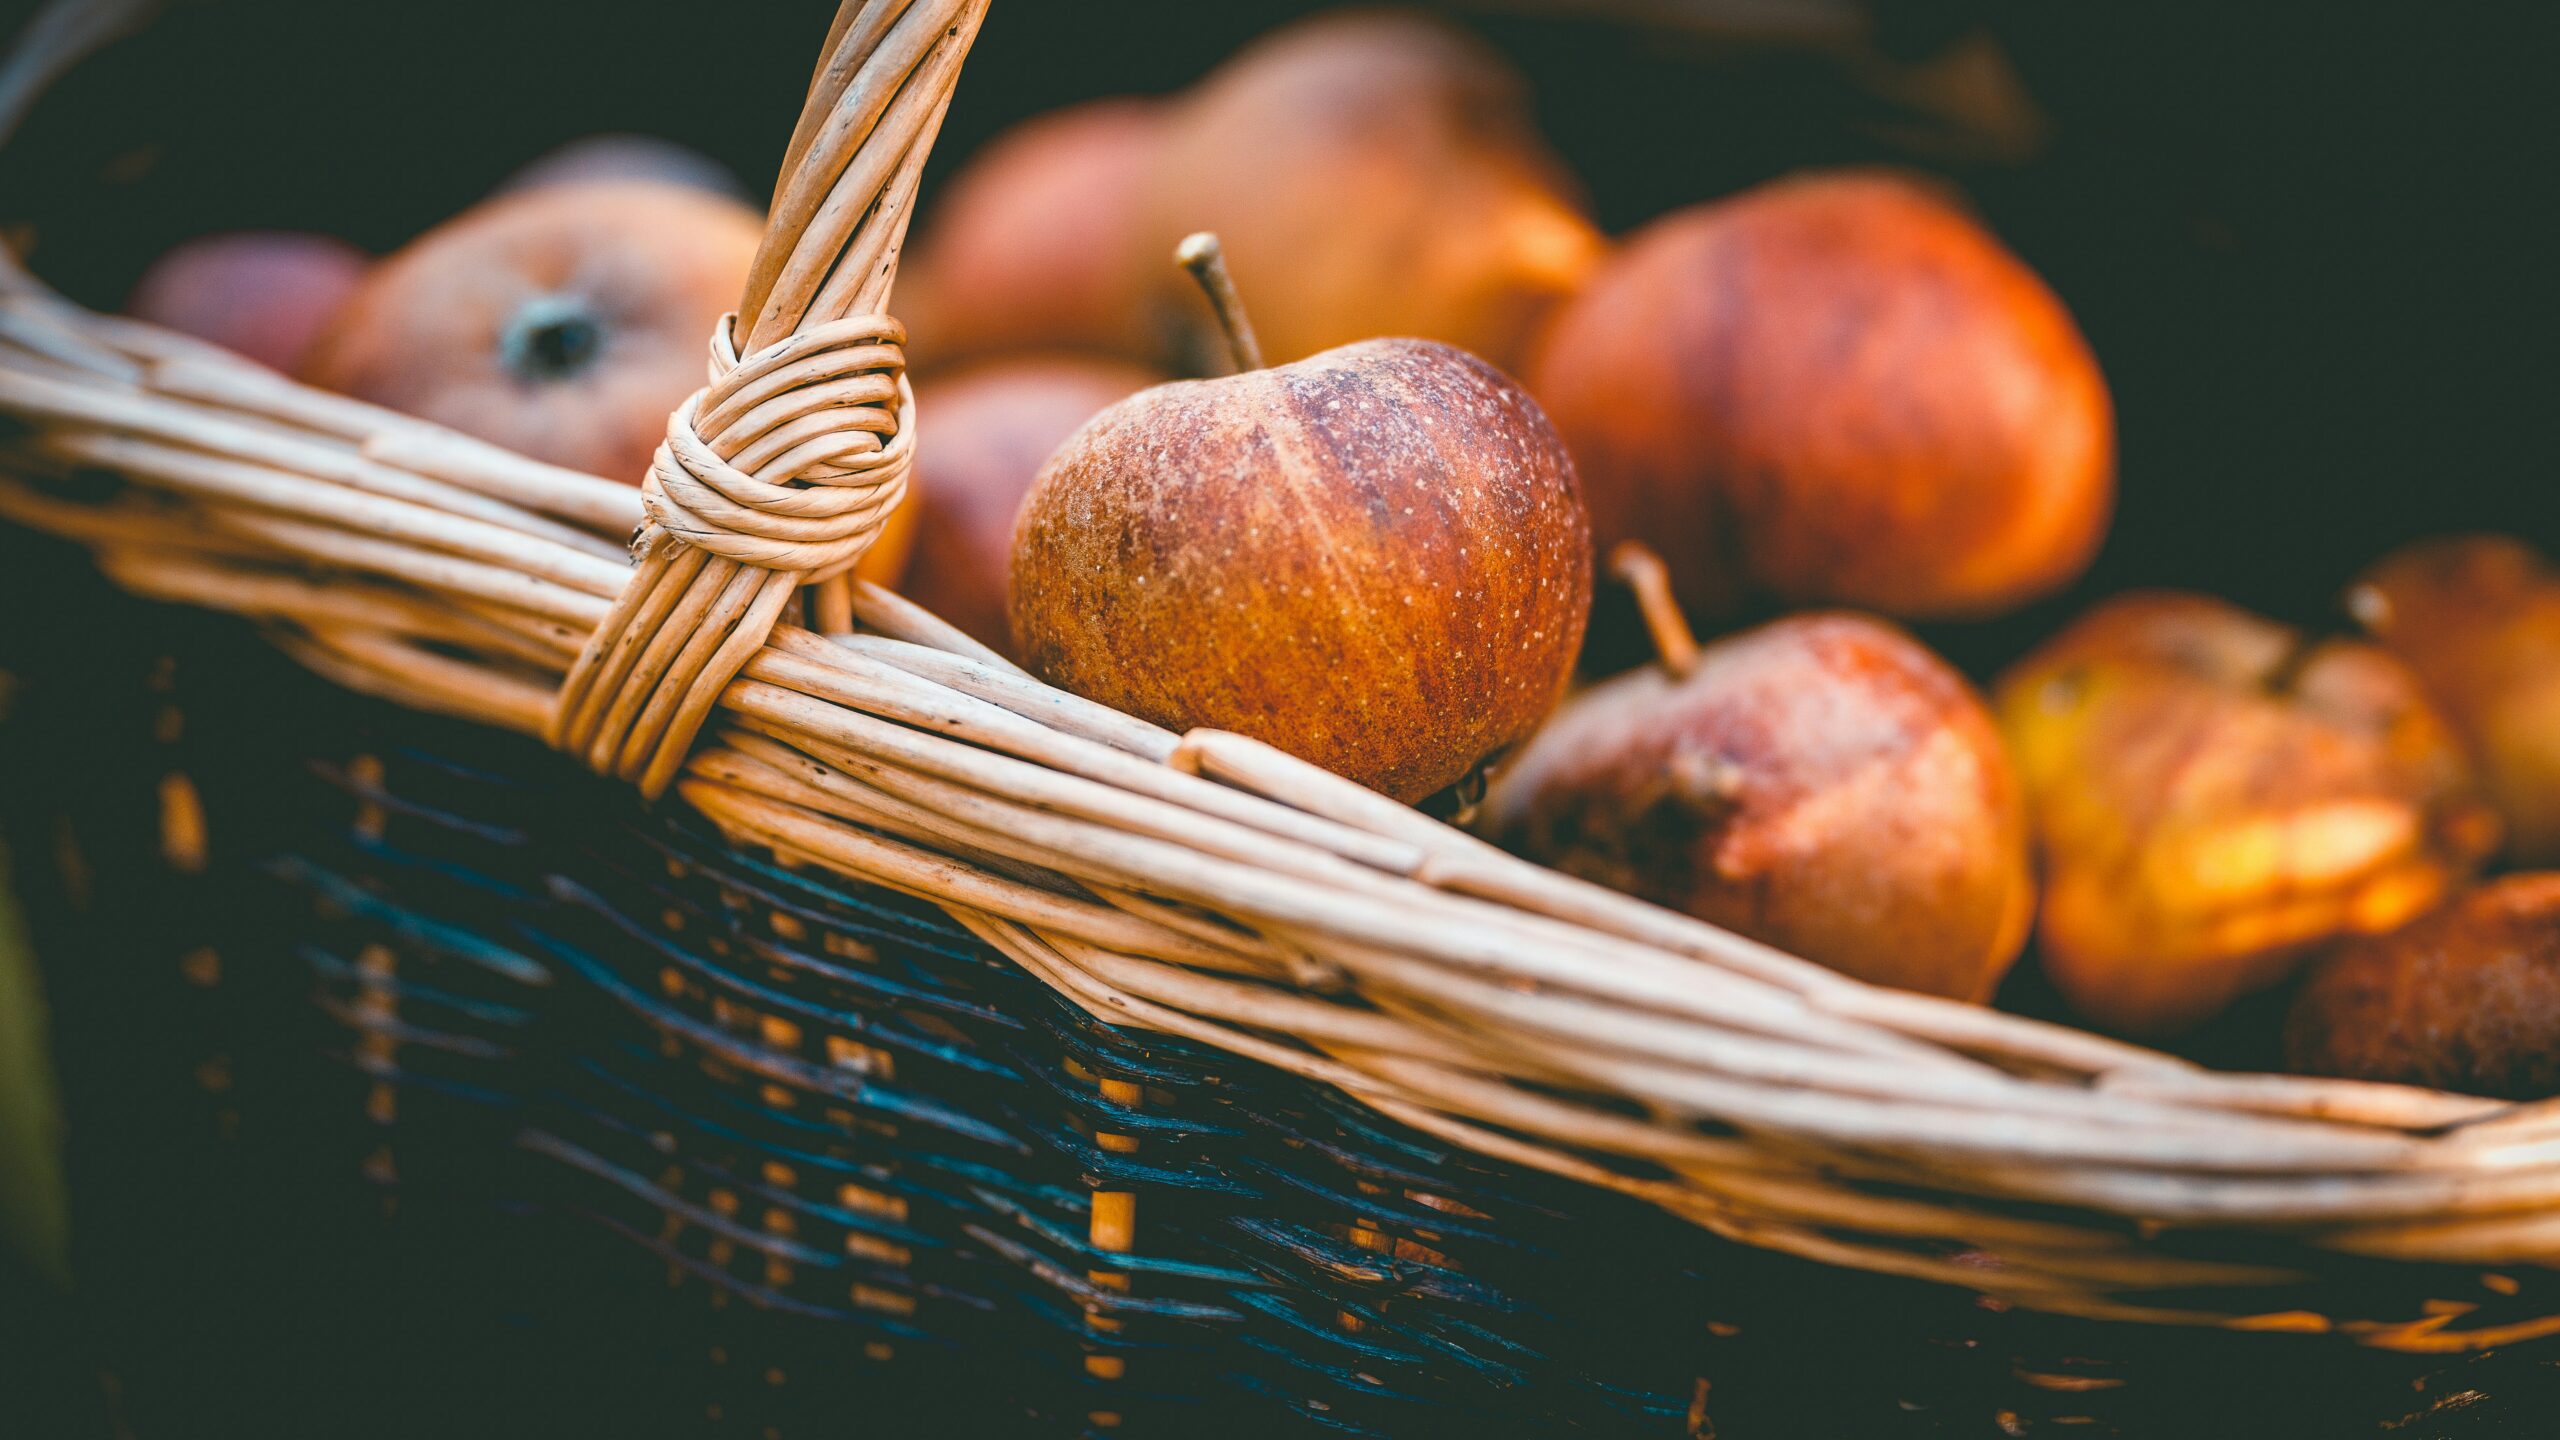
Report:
4,0,2559,1353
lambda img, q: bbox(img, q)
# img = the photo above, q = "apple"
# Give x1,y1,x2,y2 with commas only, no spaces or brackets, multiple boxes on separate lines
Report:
2347,535,2560,865
1527,169,2113,620
1995,592,2498,1035
495,133,748,201
897,98,1166,370
2288,872,2560,1100
298,180,764,485
1482,545,2032,1001
1008,236,1590,803
125,231,369,373
1136,10,1604,374
894,356,1164,656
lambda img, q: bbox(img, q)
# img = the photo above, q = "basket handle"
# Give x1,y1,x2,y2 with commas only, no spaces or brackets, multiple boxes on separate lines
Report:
548,0,988,798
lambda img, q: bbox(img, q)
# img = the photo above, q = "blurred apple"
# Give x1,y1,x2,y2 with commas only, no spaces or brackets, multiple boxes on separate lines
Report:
1996,592,2498,1035
1137,10,1604,374
898,99,1166,369
300,181,762,484
2288,872,2560,1100
1485,547,2031,1001
496,133,748,201
893,356,1163,656
125,231,369,372
1528,170,2112,620
2348,535,2560,865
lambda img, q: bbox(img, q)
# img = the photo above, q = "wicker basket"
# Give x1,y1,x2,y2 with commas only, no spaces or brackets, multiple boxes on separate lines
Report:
4,2,2558,1435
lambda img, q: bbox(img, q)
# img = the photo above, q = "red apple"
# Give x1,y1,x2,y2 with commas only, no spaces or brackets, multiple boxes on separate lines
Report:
300,180,764,484
496,133,747,201
1136,11,1604,374
1483,547,2032,1001
1995,592,2498,1034
895,356,1164,656
1528,169,2113,620
1009,238,1589,803
125,231,369,373
897,99,1166,369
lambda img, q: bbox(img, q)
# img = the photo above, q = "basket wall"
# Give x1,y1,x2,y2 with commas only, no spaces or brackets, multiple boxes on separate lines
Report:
7,542,2557,1439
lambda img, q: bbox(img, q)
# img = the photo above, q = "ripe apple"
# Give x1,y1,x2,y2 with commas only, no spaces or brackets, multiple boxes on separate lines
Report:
125,231,369,372
1136,10,1604,374
1482,546,2032,1001
2347,535,2560,865
894,356,1163,656
1527,169,2113,620
1995,592,2498,1035
495,133,748,201
1009,237,1590,803
898,98,1166,369
299,180,764,484
2287,872,2560,1100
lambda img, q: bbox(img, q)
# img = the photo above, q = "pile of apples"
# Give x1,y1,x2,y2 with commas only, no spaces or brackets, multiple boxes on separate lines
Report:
129,12,2560,1100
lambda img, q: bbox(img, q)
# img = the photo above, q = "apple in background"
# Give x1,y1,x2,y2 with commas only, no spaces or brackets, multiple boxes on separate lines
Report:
125,231,369,373
1010,237,1589,804
495,133,749,201
894,357,1163,656
2347,535,2560,865
1528,169,2112,621
897,99,1166,370
1995,591,2498,1035
1137,10,1605,375
2288,872,2560,1100
1482,546,2032,1002
299,180,763,485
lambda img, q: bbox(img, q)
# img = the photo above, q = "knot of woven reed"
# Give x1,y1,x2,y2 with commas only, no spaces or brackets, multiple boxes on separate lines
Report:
546,312,911,801
644,312,914,578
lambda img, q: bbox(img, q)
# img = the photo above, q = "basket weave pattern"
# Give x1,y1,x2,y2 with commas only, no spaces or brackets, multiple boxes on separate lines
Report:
3,0,2558,1354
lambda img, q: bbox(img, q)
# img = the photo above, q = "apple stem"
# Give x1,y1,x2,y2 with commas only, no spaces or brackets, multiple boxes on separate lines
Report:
1611,542,1701,679
1175,231,1265,374
2264,628,2326,697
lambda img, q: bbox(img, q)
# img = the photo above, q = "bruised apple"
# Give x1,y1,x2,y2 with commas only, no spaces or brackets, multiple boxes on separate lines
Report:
126,231,369,372
1483,546,2031,1001
1996,592,2498,1034
2287,873,2560,1100
898,99,1166,369
1528,170,2112,620
897,356,1164,655
300,181,764,484
1138,11,1604,374
1010,238,1589,803
2348,535,2560,865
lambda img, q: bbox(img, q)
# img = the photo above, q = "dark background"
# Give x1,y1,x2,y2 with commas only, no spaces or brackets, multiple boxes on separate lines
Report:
2,0,2556,1432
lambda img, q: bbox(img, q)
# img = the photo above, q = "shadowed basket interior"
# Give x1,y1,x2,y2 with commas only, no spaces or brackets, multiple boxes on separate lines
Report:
3,1,2560,1431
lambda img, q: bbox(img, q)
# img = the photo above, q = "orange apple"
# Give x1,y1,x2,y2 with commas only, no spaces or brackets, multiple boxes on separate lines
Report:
496,133,747,200
1995,592,2498,1034
2348,535,2560,864
1528,170,2112,620
299,181,764,485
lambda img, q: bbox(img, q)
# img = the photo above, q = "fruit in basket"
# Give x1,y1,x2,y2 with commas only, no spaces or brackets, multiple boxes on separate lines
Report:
1995,592,2499,1035
1482,546,2031,1000
2286,873,2560,1100
897,356,1163,657
2347,535,2560,865
125,231,369,372
899,99,1166,369
495,133,747,199
1526,170,2112,620
298,180,763,484
1010,236,1590,803
1137,10,1605,374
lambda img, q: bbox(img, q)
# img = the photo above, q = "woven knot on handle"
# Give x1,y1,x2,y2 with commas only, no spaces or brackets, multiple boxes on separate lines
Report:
547,312,912,801
644,312,914,579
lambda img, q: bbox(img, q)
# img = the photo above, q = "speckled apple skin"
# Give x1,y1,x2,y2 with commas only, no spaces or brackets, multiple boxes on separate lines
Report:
1009,337,1591,803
